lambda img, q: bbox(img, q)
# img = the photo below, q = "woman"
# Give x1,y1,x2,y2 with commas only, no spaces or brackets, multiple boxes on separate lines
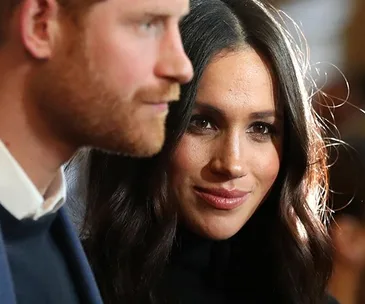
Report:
77,0,333,303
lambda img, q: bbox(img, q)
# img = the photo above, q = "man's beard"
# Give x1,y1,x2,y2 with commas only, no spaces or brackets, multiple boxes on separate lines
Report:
26,31,180,157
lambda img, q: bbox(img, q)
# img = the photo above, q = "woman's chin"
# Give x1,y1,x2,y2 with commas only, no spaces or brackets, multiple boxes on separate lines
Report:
194,224,243,241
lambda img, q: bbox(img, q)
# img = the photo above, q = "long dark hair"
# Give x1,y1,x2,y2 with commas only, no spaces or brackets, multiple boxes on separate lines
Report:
329,139,365,222
73,0,332,303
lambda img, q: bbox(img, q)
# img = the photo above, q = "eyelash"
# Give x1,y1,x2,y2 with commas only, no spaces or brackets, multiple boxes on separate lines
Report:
187,114,277,141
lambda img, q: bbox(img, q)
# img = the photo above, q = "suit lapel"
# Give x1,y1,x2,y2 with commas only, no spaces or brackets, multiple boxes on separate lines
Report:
0,225,17,304
52,208,103,304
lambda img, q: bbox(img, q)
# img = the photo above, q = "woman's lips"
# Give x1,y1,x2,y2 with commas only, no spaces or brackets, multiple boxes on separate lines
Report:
193,186,250,210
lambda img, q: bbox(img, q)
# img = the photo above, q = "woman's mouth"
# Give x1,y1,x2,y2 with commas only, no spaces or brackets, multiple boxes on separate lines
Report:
193,186,250,210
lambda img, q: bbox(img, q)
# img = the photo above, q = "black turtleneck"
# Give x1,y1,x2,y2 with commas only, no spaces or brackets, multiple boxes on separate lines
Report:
161,227,245,304
160,227,340,304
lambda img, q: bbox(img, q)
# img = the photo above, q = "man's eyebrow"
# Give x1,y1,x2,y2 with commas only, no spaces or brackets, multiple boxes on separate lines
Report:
142,4,190,19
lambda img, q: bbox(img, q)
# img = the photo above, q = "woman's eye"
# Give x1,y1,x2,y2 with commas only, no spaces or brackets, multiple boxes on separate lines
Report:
247,123,270,134
247,122,277,141
187,115,217,134
190,118,213,130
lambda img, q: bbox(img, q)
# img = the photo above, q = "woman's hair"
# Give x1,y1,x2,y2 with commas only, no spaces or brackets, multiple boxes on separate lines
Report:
329,139,365,223
73,0,332,303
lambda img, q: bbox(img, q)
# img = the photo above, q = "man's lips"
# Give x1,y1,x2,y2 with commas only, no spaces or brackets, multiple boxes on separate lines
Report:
144,101,170,112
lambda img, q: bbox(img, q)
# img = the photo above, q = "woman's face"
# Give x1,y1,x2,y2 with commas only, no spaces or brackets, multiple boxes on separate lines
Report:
168,48,284,240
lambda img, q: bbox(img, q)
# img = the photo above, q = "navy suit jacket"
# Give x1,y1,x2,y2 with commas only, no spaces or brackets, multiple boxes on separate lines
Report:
0,208,103,304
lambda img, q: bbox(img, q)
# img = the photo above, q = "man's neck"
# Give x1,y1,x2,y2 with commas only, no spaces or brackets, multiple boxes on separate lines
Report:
328,262,361,304
0,61,75,195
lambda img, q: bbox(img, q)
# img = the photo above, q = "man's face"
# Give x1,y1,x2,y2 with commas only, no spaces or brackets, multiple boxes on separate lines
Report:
29,0,193,157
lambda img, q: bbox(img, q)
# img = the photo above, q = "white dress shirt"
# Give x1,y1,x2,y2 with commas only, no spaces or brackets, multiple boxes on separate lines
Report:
0,141,66,220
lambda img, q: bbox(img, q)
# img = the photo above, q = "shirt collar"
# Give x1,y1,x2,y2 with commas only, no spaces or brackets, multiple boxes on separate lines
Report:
0,140,66,220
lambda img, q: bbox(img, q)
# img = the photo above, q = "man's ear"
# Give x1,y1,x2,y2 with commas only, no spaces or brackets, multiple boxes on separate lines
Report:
20,0,60,59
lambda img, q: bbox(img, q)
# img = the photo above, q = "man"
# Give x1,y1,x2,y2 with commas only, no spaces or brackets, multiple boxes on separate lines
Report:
0,0,193,303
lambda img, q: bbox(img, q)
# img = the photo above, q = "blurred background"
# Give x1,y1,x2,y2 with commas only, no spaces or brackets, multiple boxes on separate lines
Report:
270,1,365,303
271,0,365,138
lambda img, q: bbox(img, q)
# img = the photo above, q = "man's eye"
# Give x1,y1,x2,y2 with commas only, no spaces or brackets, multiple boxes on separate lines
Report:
139,18,165,34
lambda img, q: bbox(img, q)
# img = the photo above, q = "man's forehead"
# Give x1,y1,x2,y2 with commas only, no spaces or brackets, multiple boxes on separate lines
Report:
122,0,190,16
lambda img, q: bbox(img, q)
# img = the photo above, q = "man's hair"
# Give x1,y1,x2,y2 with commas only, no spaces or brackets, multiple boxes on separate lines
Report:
0,0,20,44
0,0,103,46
